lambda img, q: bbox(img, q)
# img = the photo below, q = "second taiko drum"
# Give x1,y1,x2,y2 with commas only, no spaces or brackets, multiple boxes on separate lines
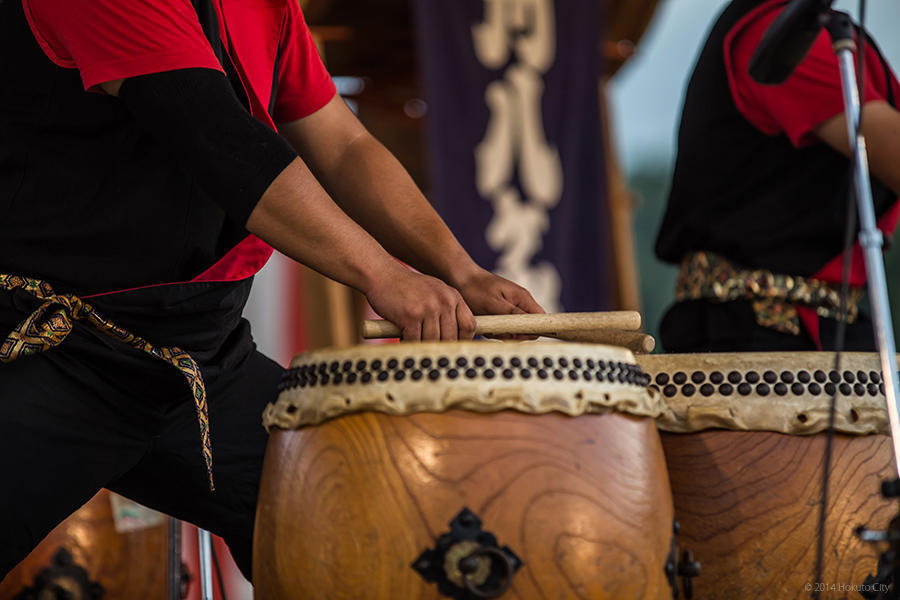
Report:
639,352,897,600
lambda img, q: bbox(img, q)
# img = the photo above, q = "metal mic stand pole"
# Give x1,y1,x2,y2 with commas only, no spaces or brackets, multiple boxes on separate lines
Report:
198,528,215,600
827,10,900,599
827,12,900,470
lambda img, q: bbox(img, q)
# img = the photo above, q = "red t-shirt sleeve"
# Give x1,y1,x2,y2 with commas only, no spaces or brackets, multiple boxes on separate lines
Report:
724,1,885,147
271,1,337,123
22,0,223,91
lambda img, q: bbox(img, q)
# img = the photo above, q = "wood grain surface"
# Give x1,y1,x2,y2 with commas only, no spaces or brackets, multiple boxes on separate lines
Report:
0,489,168,598
255,410,675,599
661,431,896,599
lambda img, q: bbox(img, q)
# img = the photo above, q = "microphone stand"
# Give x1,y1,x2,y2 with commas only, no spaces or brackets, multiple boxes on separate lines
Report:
823,10,900,599
827,13,900,463
198,528,215,600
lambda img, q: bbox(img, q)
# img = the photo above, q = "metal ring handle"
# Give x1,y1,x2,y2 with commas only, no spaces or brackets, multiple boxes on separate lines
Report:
459,546,515,598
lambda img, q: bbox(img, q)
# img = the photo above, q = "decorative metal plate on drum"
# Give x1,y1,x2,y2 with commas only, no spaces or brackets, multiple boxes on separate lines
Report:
412,507,522,599
255,341,677,599
13,547,104,600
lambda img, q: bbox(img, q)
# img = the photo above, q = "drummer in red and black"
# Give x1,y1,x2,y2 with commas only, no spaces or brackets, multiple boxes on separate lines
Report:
0,0,333,579
655,0,900,353
0,0,542,582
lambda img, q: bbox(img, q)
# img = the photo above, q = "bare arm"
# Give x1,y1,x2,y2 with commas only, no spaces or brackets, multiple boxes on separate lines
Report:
276,95,543,316
246,156,478,341
815,100,900,196
244,155,401,294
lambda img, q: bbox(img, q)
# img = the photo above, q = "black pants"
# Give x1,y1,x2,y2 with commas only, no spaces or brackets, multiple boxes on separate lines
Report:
0,280,282,581
660,299,877,352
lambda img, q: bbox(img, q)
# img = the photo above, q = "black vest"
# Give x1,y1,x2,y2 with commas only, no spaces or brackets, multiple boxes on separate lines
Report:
655,0,897,276
0,0,264,296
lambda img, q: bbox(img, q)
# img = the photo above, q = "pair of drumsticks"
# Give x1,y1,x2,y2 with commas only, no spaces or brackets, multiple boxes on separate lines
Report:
362,311,656,354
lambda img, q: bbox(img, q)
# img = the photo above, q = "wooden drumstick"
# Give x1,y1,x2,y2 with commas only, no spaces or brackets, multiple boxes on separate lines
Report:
361,311,642,339
551,329,656,354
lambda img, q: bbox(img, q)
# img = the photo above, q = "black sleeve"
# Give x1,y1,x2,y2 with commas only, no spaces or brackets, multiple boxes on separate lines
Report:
119,67,297,226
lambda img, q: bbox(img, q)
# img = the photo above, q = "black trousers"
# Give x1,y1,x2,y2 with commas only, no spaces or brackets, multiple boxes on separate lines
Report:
0,279,282,581
660,299,877,353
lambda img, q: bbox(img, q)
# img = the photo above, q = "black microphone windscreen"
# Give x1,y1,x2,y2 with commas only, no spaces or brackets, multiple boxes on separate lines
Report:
748,0,833,85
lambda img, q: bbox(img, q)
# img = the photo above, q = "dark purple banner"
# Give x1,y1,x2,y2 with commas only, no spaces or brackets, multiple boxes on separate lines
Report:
414,0,610,312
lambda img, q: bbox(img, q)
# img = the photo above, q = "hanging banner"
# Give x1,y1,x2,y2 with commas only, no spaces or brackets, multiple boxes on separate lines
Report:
414,0,610,312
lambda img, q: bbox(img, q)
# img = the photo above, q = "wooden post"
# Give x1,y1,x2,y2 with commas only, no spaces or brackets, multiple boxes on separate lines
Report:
600,86,642,313
298,266,360,350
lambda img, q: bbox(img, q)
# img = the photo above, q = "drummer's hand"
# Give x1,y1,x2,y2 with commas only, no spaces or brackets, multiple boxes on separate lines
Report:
365,265,477,341
452,267,544,316
450,267,544,341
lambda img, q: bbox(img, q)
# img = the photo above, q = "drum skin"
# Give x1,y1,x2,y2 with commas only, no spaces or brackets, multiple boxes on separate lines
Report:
0,489,167,599
662,430,895,599
254,409,675,599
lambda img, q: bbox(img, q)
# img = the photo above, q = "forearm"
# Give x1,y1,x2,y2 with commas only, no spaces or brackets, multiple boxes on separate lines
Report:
306,133,482,287
815,101,900,196
246,156,401,294
274,97,543,319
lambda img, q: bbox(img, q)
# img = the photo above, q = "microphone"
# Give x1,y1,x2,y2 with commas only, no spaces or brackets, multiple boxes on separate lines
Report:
748,0,834,84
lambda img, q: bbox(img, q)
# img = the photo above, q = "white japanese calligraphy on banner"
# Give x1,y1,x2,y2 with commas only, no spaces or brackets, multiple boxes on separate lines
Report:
472,0,563,312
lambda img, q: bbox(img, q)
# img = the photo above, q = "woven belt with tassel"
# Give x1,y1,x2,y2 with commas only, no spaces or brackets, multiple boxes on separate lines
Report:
0,274,215,490
675,251,861,335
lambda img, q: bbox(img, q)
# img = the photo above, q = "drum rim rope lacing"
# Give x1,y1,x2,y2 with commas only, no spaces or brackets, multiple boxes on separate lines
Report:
264,341,662,430
638,352,892,436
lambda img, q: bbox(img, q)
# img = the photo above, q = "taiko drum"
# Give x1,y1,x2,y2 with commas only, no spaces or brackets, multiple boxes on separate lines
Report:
639,352,897,600
255,341,677,599
0,489,169,599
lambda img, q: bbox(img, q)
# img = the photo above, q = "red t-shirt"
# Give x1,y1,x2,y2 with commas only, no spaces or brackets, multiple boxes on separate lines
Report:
724,0,900,148
22,0,335,125
21,0,337,287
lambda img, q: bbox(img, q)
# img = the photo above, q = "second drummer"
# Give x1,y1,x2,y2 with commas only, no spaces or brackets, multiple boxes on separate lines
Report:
0,0,542,582
655,0,900,352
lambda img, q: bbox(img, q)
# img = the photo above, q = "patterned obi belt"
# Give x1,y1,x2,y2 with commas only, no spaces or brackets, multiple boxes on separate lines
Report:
675,251,861,336
0,274,215,490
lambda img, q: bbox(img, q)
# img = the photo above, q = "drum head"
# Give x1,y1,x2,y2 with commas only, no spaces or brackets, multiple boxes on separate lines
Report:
266,341,662,429
637,352,890,435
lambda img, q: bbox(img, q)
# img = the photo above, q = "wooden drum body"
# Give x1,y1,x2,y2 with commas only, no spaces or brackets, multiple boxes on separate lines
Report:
638,352,897,599
0,490,168,599
255,342,676,599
